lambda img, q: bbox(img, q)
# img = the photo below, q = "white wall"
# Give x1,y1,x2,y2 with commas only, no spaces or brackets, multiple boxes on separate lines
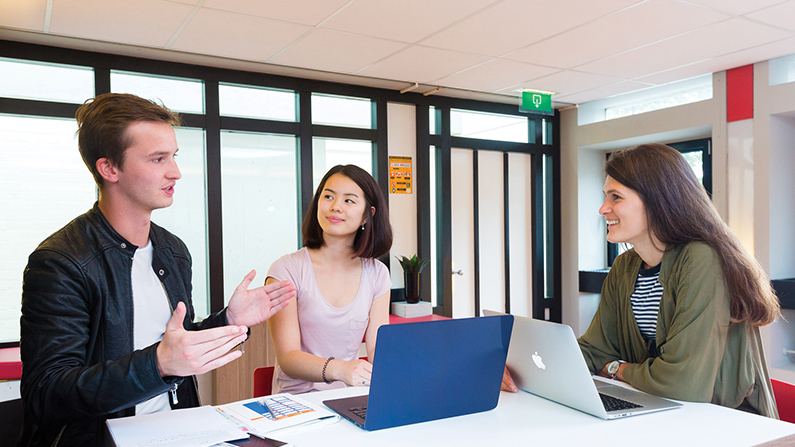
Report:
386,102,418,289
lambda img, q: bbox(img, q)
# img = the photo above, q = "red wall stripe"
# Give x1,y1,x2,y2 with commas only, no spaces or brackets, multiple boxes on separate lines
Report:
727,65,753,122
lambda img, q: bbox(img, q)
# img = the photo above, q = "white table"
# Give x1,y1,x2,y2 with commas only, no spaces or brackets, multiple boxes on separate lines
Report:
275,384,795,447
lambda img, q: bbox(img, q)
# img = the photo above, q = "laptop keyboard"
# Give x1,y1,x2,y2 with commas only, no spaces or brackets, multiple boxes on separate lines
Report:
599,393,642,412
350,405,368,419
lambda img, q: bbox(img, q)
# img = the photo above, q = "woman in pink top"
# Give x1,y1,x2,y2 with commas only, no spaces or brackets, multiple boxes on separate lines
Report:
267,165,393,394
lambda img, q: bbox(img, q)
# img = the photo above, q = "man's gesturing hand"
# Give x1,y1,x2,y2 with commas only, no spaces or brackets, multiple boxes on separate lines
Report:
226,270,296,327
157,302,248,377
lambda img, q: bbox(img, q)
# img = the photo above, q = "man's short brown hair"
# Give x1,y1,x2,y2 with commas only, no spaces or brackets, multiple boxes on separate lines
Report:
75,93,180,188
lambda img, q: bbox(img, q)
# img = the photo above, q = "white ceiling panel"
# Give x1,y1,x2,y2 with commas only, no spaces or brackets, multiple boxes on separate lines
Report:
746,1,795,32
201,0,350,26
49,0,193,47
577,18,792,79
505,0,728,69
269,28,408,74
553,80,654,105
170,9,311,62
435,58,558,92
637,36,795,84
421,0,643,57
320,0,497,43
358,46,491,83
0,0,46,31
2,0,795,106
681,0,788,16
507,70,623,97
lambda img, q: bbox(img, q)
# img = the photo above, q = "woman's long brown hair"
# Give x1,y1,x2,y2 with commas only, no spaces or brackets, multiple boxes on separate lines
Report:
606,143,780,325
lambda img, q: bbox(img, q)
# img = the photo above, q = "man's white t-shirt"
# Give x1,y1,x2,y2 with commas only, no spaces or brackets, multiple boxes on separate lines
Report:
132,241,173,414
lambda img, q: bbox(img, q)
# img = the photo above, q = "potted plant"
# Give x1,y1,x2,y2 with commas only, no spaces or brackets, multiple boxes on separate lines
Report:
396,254,429,304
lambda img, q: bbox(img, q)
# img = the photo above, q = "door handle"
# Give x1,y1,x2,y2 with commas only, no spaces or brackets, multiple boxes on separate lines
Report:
452,269,463,276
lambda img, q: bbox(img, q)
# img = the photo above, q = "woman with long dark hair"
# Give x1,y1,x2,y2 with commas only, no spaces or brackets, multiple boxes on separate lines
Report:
576,143,780,416
266,165,393,394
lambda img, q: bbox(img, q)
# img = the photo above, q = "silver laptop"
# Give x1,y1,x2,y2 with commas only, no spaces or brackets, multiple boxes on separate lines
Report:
483,310,681,419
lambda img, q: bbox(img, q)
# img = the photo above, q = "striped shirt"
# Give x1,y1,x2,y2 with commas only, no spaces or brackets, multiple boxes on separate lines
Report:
630,264,663,341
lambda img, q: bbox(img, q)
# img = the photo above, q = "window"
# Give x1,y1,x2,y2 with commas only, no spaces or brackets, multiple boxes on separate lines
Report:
0,115,95,343
311,93,372,129
450,108,529,143
0,57,93,103
219,84,297,121
111,71,205,114
220,132,299,303
312,137,373,190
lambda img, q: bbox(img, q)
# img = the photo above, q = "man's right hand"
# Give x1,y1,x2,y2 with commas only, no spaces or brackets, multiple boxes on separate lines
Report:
156,302,249,377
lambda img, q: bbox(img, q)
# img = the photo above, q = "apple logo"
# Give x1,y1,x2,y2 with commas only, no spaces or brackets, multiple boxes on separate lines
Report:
531,351,546,370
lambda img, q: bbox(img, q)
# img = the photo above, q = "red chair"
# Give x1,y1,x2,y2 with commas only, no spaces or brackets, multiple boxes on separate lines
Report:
253,366,275,398
772,379,795,423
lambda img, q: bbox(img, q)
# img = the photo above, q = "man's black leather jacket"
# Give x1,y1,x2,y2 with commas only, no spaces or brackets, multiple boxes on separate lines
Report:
18,203,229,447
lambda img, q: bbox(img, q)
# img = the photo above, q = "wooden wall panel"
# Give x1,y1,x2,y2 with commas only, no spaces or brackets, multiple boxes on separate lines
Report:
212,321,276,405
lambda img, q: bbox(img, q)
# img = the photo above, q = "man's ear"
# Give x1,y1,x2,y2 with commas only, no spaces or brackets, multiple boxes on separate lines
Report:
96,158,120,184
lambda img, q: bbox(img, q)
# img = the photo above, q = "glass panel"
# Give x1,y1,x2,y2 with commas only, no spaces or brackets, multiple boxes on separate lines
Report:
111,71,204,114
450,148,475,318
312,137,372,190
311,93,372,129
0,57,94,104
681,151,704,184
221,131,299,303
219,83,297,121
508,152,533,318
429,146,438,307
451,109,528,143
478,151,506,313
151,128,209,319
429,106,437,135
0,115,95,343
769,53,795,86
543,154,555,302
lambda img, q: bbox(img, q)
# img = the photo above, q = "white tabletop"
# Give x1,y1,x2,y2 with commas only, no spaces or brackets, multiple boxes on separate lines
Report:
277,383,795,447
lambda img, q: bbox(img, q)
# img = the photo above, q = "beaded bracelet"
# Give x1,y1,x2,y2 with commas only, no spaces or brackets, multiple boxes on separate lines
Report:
322,356,335,384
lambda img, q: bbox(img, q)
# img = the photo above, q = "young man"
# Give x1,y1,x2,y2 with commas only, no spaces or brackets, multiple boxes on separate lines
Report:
18,93,296,447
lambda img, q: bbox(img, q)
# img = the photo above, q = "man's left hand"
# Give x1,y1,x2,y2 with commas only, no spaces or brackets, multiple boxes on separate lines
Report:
226,270,296,327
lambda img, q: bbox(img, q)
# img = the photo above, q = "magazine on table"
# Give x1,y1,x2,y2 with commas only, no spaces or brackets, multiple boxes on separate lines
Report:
216,393,339,437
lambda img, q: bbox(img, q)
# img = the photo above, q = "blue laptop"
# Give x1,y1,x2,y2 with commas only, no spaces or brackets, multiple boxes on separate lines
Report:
323,315,513,431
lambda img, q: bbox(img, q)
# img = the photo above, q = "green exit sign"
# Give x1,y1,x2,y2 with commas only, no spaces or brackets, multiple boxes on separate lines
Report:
521,91,553,115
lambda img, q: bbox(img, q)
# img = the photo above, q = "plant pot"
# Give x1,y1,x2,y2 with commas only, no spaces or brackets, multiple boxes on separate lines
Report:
404,272,421,304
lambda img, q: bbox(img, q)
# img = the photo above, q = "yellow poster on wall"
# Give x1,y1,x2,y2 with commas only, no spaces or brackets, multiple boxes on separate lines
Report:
389,156,412,194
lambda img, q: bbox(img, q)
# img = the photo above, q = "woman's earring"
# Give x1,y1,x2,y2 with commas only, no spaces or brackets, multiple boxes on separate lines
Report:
360,222,366,231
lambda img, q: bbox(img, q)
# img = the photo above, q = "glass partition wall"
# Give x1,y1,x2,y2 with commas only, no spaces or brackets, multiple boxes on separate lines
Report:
0,40,559,345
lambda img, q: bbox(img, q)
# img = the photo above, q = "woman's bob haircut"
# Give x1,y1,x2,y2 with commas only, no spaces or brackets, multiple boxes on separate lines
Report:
302,164,393,259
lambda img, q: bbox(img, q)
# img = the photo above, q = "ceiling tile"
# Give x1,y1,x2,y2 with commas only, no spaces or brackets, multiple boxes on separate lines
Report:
358,46,491,83
435,58,559,92
0,0,46,31
320,0,497,43
577,18,792,79
553,80,654,105
202,0,349,26
49,0,192,47
165,0,200,5
507,70,623,97
171,9,311,62
683,0,788,16
505,0,728,69
636,36,795,84
421,0,642,56
269,29,408,74
746,1,795,32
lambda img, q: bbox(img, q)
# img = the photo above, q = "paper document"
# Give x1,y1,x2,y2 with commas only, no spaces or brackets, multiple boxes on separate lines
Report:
217,393,339,437
106,405,248,447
